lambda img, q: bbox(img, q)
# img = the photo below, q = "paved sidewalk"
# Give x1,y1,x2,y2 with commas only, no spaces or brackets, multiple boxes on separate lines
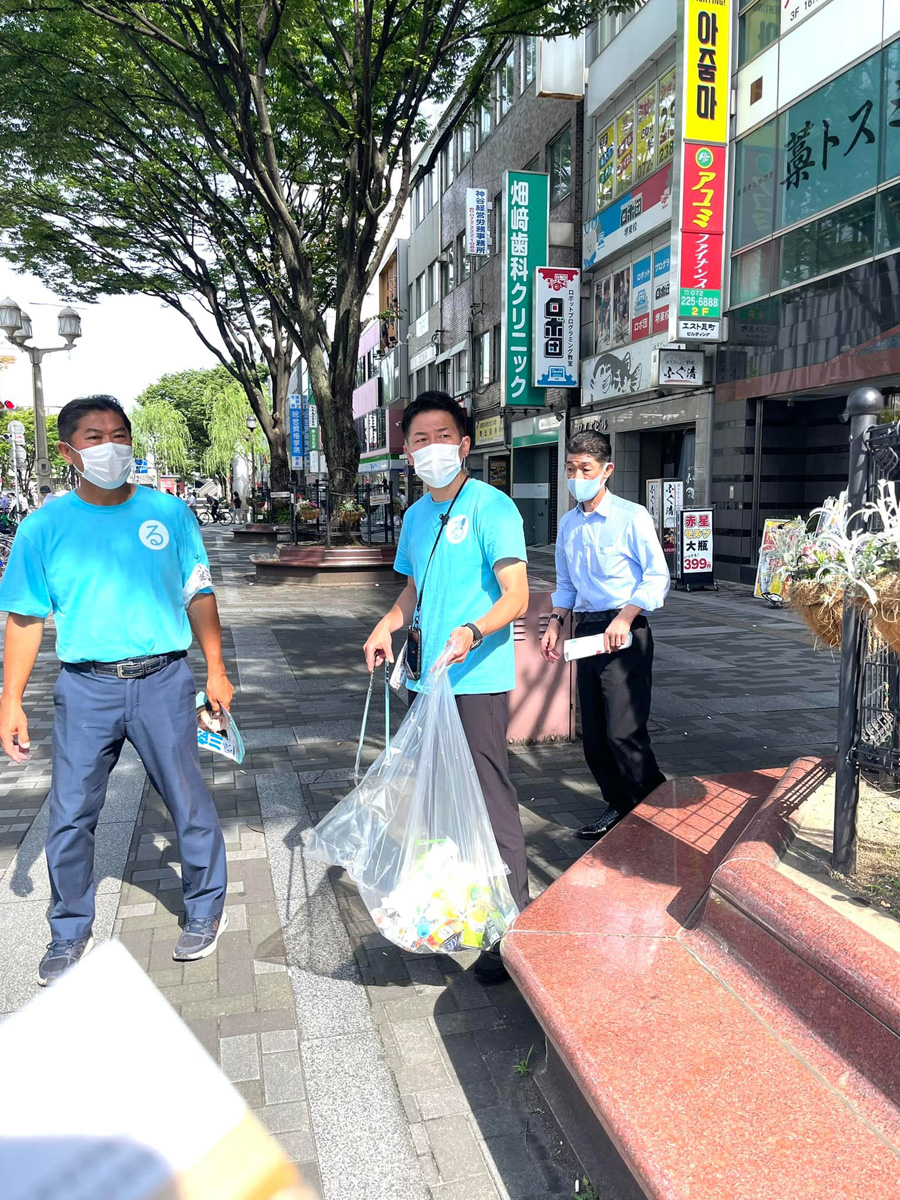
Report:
0,529,840,1199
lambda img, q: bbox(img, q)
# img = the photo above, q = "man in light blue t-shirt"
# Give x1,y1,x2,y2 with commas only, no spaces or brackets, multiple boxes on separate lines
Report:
364,392,529,984
0,395,234,986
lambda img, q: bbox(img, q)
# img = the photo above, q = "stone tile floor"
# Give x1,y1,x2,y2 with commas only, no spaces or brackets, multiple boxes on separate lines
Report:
0,529,840,1200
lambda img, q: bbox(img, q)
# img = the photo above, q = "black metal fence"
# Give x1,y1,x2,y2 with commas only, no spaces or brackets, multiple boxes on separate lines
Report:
292,479,398,546
835,390,900,870
850,422,900,774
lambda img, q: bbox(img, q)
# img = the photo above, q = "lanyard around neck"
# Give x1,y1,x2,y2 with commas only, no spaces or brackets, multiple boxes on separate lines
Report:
412,475,468,625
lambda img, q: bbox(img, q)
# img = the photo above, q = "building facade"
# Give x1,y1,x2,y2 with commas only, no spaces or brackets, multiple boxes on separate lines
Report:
576,0,717,537
716,0,900,583
434,36,582,545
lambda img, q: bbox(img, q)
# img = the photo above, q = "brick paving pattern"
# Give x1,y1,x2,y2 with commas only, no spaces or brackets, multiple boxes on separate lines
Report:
0,528,840,1199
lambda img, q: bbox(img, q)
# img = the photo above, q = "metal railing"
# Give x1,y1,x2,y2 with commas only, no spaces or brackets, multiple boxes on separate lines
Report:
292,480,398,547
834,389,900,870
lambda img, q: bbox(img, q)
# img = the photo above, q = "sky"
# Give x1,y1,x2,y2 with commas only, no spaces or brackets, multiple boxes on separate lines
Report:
0,261,222,414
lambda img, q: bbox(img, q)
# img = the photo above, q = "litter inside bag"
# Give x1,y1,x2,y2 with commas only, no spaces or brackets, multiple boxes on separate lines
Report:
306,663,519,954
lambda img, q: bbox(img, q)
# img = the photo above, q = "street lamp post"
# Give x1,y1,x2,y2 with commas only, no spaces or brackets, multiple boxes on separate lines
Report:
0,298,82,496
245,413,259,521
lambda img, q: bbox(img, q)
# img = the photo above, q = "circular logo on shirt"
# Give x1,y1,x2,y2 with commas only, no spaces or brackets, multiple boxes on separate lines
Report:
138,520,170,550
445,515,469,545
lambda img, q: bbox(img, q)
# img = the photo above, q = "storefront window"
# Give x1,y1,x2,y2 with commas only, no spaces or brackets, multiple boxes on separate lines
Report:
615,106,634,197
778,50,881,232
779,195,876,288
877,182,900,253
733,119,777,250
731,241,778,307
738,0,779,67
635,85,656,182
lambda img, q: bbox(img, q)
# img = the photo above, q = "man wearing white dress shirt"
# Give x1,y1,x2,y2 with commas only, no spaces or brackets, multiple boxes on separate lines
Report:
541,430,670,840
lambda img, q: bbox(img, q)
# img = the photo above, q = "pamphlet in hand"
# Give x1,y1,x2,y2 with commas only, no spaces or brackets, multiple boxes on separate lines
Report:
563,631,633,661
196,692,246,764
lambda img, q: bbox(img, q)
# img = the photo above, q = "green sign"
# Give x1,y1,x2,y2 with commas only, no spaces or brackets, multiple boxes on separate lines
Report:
502,170,549,407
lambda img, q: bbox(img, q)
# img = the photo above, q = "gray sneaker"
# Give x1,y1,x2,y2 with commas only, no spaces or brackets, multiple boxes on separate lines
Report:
37,935,94,987
172,911,228,961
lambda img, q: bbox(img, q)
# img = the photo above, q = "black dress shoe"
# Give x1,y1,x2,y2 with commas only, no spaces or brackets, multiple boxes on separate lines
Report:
472,946,509,984
576,809,625,840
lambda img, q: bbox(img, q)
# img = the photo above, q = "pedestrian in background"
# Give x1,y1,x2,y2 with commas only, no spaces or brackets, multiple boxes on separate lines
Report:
232,490,243,524
364,392,530,984
0,395,234,986
541,430,670,841
39,486,57,506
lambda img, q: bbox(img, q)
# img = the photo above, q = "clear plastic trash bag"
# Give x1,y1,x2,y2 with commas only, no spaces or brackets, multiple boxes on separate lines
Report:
306,663,519,954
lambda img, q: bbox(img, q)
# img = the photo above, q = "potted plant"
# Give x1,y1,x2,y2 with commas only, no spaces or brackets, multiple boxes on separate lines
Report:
775,513,851,648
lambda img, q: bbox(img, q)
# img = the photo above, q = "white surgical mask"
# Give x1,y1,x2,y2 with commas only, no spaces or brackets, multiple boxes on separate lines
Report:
412,443,463,489
568,474,607,504
69,442,134,490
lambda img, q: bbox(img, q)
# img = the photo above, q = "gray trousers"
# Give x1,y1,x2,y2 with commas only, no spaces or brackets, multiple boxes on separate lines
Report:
47,657,227,940
408,688,530,912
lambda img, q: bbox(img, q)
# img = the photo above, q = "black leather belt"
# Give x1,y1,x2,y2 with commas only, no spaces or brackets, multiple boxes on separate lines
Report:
575,610,620,626
66,651,186,679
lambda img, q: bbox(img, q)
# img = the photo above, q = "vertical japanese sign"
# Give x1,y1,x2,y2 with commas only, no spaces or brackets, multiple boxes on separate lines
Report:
678,508,715,586
288,393,304,470
465,188,489,256
630,256,652,342
652,246,671,335
533,267,580,387
302,394,323,473
501,171,550,407
676,0,732,342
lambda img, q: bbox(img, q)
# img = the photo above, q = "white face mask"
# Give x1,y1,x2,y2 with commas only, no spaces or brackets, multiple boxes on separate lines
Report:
68,442,134,490
567,473,607,504
412,443,463,489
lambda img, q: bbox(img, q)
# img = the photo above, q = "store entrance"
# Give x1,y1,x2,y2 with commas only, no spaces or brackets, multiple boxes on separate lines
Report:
513,444,556,546
640,427,696,505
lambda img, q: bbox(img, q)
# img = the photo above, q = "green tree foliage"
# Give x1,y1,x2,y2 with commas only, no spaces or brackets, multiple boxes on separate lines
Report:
0,408,66,491
130,398,192,476
203,381,268,483
0,0,634,492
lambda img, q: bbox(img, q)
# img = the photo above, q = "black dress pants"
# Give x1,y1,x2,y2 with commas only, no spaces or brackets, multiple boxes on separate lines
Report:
409,688,529,911
575,615,666,817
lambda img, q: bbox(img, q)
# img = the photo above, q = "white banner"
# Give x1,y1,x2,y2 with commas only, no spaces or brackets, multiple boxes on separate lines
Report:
581,334,665,402
465,187,489,256
533,266,579,388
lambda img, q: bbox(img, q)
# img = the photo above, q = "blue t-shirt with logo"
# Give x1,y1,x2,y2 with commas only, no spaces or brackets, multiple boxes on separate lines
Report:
0,488,214,663
395,479,527,694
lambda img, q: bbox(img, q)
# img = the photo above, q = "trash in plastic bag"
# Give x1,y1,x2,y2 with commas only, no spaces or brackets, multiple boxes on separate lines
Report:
306,662,519,954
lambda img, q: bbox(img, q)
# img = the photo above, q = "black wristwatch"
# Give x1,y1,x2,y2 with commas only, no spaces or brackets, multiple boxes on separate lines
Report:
464,622,484,648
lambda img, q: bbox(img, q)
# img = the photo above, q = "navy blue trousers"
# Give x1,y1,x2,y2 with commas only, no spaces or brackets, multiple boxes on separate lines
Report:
46,657,227,940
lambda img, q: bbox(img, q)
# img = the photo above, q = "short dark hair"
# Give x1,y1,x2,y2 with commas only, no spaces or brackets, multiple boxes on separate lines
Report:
402,391,467,439
58,395,131,445
566,430,611,464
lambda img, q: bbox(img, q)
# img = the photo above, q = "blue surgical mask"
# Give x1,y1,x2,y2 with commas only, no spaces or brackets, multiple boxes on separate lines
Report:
568,474,606,503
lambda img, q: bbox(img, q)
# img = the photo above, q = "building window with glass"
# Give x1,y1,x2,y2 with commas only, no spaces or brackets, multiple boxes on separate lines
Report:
738,0,779,68
454,347,470,396
441,142,454,191
457,124,473,170
491,193,501,256
456,232,471,282
437,360,451,392
413,180,425,226
474,101,491,151
427,261,439,309
415,272,425,317
497,49,515,120
521,36,537,92
440,246,454,296
549,126,572,208
474,330,492,387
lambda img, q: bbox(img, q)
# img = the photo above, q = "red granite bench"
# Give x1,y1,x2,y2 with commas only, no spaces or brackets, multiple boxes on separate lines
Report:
252,545,397,585
503,757,900,1200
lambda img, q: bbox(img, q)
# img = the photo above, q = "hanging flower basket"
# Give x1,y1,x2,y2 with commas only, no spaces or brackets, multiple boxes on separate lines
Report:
785,578,844,648
867,571,900,652
339,510,362,529
297,505,319,522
